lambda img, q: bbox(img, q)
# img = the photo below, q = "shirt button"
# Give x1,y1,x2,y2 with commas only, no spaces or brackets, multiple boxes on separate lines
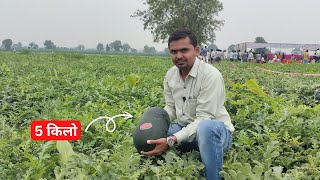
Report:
183,113,185,115
184,86,186,89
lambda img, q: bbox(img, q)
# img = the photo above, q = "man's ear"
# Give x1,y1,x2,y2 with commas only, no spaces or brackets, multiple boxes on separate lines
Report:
195,46,200,55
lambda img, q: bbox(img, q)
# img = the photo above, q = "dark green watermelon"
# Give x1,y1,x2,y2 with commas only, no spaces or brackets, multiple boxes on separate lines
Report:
133,107,170,153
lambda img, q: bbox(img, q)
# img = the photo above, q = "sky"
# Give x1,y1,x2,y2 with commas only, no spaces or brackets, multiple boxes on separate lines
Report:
0,0,319,51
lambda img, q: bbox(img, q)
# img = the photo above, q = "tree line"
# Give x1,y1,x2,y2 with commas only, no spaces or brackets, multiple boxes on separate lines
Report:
2,0,226,54
0,39,164,54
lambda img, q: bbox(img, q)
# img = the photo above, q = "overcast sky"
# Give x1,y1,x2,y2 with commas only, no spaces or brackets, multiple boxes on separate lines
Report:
0,0,319,51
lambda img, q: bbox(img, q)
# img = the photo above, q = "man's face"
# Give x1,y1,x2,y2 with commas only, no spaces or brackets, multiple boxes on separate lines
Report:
168,37,199,70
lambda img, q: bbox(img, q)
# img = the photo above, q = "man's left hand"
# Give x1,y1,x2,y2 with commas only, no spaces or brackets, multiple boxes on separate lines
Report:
141,138,169,156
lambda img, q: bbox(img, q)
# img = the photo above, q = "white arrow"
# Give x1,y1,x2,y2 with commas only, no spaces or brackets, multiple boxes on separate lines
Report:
110,111,133,120
105,112,133,132
85,112,133,133
84,116,111,132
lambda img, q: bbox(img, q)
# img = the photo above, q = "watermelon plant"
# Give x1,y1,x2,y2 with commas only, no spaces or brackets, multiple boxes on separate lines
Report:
0,51,319,179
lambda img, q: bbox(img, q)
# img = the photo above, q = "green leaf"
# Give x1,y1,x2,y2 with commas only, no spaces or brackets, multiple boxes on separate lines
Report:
272,166,283,178
125,74,140,87
244,79,266,96
151,166,161,174
1,63,11,72
56,141,75,163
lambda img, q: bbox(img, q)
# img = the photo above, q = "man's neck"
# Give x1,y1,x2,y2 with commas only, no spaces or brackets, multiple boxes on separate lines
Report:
180,67,192,81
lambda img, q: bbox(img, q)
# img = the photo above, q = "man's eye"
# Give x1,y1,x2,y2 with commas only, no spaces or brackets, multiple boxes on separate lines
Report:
181,49,188,53
170,51,177,54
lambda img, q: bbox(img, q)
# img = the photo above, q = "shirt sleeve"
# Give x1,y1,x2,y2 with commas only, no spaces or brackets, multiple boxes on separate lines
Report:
173,72,225,143
163,75,177,121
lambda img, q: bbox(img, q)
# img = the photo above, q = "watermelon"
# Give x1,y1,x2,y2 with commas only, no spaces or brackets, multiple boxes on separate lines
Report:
133,107,170,153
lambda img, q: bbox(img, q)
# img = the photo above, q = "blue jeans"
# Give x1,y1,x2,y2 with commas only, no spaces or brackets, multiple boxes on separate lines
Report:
167,119,232,180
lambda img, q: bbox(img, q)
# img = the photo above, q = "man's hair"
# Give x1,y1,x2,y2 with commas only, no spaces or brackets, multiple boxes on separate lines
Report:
168,28,198,48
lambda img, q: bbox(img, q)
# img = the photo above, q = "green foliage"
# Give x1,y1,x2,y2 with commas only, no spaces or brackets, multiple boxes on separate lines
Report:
2,38,13,50
44,40,56,49
58,53,85,59
110,40,122,51
97,43,104,51
56,141,76,163
214,62,320,179
207,43,218,51
131,48,138,53
20,49,31,55
132,0,224,44
228,44,235,52
0,52,320,179
125,74,140,87
144,45,157,54
244,79,267,96
255,37,267,43
122,43,131,52
76,44,85,50
254,37,270,53
106,44,111,52
28,42,39,49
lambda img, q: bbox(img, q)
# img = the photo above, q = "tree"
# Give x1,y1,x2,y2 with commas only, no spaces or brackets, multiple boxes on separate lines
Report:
43,40,56,49
255,37,267,43
254,36,269,53
143,45,150,53
12,42,22,50
130,48,138,53
76,44,85,50
149,47,157,54
143,45,157,54
97,43,104,51
29,42,39,49
163,48,170,54
106,44,110,52
2,39,13,50
110,40,122,51
207,44,218,51
228,44,235,52
122,43,131,52
132,0,224,45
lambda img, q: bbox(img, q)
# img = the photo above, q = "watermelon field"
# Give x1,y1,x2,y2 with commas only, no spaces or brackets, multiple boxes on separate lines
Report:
1,51,320,179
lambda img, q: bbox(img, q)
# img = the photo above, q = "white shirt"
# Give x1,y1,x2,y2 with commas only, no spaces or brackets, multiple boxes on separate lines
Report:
207,51,211,58
164,58,235,143
211,51,216,58
229,52,234,59
316,50,320,57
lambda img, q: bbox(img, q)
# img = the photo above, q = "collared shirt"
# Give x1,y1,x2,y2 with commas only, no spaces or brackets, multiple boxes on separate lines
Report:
302,52,310,60
164,58,235,143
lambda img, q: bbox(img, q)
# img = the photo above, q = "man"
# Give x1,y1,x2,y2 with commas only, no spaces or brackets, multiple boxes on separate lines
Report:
141,28,234,180
242,50,248,62
238,50,243,61
232,50,238,62
229,50,234,61
302,50,310,64
210,49,215,64
316,48,320,63
202,46,208,63
256,52,262,64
